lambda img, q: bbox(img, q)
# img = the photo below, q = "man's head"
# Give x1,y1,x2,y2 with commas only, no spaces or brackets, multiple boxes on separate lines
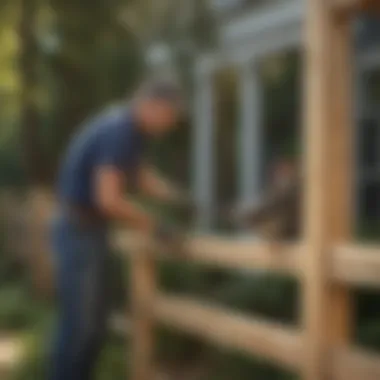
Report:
134,79,184,136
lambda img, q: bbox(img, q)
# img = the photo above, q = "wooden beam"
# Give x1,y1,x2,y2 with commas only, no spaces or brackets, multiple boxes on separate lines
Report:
303,0,354,379
118,233,380,287
113,230,152,253
302,2,332,376
130,245,156,380
154,295,302,370
326,3,354,344
332,347,380,380
332,0,380,14
183,237,302,274
115,232,303,276
332,244,380,287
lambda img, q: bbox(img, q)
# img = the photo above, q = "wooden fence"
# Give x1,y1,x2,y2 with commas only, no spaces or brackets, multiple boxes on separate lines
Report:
119,2,380,380
117,235,380,380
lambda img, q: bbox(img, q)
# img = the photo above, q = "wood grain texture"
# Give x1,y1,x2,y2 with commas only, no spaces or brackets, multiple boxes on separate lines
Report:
332,347,380,380
155,295,302,370
115,231,303,275
332,244,380,288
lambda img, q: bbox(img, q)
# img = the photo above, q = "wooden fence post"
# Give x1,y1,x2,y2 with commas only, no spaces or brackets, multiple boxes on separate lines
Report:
131,240,156,380
303,1,353,379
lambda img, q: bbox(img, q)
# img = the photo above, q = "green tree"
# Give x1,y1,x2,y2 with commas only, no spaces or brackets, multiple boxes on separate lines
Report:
41,0,141,176
19,0,47,183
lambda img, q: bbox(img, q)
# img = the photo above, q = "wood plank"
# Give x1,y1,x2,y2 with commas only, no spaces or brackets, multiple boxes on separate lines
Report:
114,231,303,275
332,244,380,287
326,4,354,346
302,0,354,379
302,0,335,377
154,295,302,370
130,246,156,380
332,347,380,380
113,230,152,253
184,237,303,274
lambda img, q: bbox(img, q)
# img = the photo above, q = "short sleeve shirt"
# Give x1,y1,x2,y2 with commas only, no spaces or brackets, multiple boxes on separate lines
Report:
57,105,146,210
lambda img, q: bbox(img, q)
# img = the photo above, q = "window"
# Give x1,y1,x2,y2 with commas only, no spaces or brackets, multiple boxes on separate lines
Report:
356,18,380,239
214,67,239,231
260,50,301,182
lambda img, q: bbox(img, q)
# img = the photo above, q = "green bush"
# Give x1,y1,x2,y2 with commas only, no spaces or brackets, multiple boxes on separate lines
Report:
213,273,299,325
0,284,48,331
0,145,26,188
156,327,206,365
356,221,380,241
97,336,131,380
204,349,298,380
11,329,49,380
107,252,129,312
357,319,380,352
159,261,212,296
155,329,298,380
159,260,235,300
12,327,130,380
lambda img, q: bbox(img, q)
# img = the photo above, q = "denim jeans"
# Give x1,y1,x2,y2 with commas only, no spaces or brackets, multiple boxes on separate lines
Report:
48,212,111,380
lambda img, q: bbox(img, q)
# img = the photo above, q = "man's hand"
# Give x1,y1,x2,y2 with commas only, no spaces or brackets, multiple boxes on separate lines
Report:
138,164,186,203
138,164,197,222
94,166,156,232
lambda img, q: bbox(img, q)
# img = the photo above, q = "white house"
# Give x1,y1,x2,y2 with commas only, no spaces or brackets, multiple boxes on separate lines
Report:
147,0,380,232
191,0,380,232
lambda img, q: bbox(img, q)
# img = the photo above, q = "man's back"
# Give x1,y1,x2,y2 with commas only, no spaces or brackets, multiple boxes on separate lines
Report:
57,105,145,210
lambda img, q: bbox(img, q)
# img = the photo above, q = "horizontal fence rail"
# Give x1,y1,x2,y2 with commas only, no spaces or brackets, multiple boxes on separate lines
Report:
332,348,380,380
183,237,302,275
123,231,380,380
116,232,380,288
114,232,303,275
155,295,302,370
332,244,380,288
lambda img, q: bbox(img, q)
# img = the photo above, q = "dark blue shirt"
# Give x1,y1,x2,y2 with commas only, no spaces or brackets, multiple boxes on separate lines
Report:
57,105,146,210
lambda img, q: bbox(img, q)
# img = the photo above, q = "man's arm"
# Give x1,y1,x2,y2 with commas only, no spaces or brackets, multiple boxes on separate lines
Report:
94,166,156,232
138,164,185,203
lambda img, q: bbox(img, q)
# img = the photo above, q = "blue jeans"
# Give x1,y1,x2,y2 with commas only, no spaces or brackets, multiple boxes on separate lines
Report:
48,212,111,380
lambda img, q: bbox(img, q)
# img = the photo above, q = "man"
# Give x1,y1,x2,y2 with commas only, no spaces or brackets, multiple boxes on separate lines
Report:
48,79,190,380
229,157,301,242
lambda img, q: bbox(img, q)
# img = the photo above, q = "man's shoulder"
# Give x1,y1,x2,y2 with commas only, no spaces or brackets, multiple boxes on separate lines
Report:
77,104,127,140
93,103,127,129
99,103,137,134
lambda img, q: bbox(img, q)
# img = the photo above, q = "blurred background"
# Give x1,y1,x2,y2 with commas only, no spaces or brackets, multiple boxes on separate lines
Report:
0,0,379,379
